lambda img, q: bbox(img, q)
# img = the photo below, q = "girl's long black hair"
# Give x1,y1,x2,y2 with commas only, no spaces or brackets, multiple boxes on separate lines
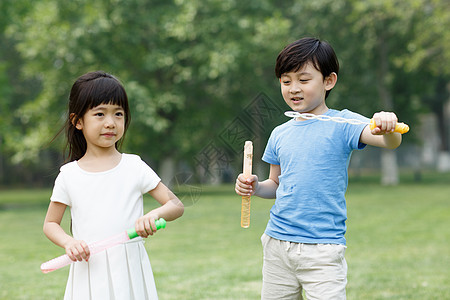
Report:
64,71,131,162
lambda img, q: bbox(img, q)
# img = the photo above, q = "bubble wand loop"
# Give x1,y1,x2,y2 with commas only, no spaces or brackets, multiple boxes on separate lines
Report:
40,218,166,274
284,111,409,134
241,141,253,228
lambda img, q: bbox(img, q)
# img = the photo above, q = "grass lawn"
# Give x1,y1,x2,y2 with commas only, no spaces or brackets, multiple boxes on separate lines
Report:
0,172,449,299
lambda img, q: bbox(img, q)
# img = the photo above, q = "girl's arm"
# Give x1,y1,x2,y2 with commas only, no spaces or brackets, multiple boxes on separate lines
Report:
360,111,402,149
135,182,184,238
235,164,280,199
43,201,90,261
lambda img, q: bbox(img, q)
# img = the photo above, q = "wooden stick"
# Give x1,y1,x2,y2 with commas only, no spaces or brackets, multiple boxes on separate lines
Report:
241,141,253,228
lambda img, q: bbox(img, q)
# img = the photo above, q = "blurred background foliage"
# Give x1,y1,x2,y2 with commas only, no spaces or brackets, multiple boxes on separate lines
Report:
0,0,449,187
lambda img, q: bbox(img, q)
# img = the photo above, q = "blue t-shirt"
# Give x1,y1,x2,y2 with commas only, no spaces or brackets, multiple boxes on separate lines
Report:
262,109,369,245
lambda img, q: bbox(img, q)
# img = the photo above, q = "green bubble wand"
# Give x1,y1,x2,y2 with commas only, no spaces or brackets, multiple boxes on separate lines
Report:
40,218,166,273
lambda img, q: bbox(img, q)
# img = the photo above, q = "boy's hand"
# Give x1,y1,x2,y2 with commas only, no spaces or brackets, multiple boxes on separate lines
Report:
371,111,398,135
235,173,259,197
135,213,158,238
65,239,90,262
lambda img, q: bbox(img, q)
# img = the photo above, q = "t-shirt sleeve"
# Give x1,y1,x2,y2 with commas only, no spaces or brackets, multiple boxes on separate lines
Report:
341,109,370,150
50,170,71,206
139,159,161,194
262,129,280,165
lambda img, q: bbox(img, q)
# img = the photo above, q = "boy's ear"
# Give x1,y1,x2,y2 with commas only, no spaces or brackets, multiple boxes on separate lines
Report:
324,72,338,91
70,113,83,130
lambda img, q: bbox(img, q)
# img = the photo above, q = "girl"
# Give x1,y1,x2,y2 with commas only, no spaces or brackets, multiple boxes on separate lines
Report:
43,71,184,299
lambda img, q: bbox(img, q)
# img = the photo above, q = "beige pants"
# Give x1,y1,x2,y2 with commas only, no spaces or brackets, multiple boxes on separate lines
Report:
261,233,347,300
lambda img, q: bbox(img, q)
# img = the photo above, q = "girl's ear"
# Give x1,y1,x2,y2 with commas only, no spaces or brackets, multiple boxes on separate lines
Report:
324,72,337,91
70,113,83,130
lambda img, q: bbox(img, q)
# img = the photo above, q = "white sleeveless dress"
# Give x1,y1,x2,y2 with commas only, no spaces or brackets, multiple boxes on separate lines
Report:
50,154,161,299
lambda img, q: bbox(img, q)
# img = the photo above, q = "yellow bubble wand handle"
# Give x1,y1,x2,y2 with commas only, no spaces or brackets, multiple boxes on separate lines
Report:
369,119,409,134
241,141,253,228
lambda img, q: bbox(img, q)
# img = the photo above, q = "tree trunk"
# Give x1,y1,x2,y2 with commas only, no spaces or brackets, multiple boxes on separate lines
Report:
376,33,400,185
0,135,3,186
434,82,450,172
437,152,450,172
381,149,399,185
160,157,176,188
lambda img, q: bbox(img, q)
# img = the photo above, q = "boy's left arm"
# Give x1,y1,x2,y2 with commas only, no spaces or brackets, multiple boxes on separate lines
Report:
360,111,402,149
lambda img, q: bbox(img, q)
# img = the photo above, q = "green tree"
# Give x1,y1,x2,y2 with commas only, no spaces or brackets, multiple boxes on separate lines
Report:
0,0,45,185
281,0,446,184
4,0,291,183
396,0,450,171
3,0,448,186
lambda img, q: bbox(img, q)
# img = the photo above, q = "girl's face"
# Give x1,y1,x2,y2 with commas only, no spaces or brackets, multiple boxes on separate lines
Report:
75,104,125,152
280,62,337,115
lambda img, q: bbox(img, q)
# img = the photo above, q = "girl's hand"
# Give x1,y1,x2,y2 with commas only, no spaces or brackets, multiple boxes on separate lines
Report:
65,239,90,262
235,173,259,197
135,213,158,238
371,111,398,135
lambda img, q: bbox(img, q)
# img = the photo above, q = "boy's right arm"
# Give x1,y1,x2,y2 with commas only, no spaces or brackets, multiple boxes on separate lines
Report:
235,164,280,199
43,201,90,262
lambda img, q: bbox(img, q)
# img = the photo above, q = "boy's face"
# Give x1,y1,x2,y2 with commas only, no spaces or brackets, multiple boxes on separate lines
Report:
280,62,337,115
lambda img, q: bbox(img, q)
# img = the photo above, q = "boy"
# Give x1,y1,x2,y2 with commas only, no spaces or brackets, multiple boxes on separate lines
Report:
235,37,402,299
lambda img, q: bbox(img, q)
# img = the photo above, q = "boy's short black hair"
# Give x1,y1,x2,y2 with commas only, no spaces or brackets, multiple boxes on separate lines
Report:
275,37,339,98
